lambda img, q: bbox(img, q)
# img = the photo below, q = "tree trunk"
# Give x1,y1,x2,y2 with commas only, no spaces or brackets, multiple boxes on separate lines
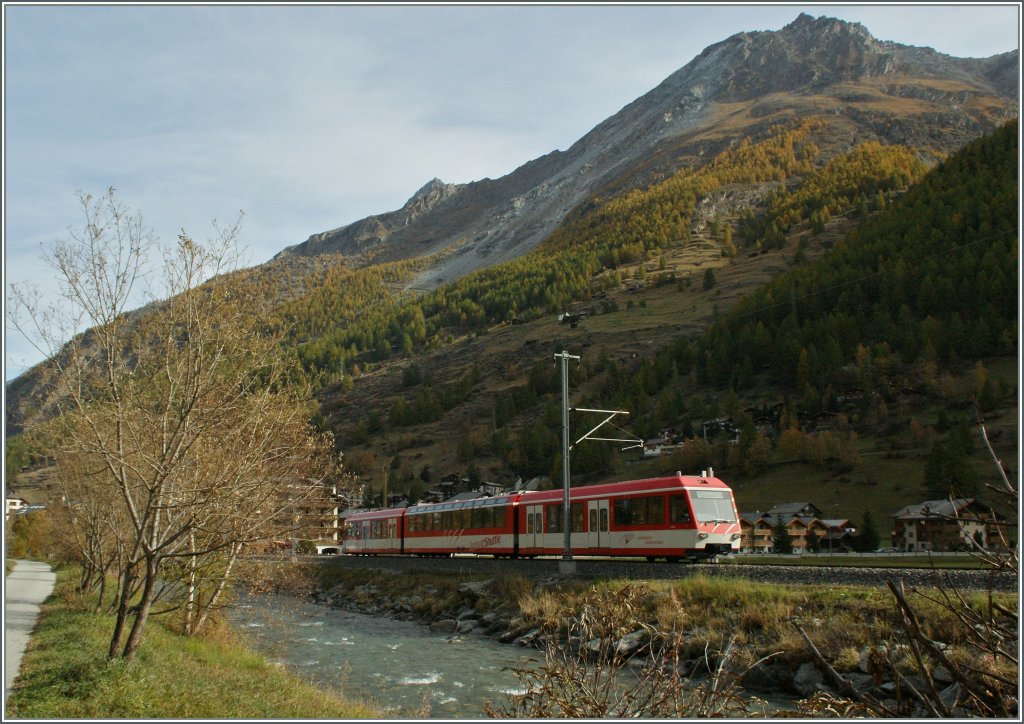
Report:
107,565,136,659
193,544,240,635
184,534,197,635
120,557,159,661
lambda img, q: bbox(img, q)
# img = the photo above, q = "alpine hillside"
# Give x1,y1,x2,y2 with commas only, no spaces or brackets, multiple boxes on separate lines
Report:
6,14,1019,535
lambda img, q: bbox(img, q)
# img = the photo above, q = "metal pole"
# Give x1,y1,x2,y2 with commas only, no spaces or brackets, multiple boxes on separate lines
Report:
555,350,579,573
560,351,571,561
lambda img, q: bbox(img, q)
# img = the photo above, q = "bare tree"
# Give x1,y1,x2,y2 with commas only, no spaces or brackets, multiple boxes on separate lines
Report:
8,189,337,660
485,584,767,718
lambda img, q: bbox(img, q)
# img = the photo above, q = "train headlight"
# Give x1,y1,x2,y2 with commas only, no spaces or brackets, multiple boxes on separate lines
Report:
698,532,709,539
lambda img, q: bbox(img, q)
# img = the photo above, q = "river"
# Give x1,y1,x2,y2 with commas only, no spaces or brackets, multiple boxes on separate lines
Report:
225,591,541,718
228,591,800,718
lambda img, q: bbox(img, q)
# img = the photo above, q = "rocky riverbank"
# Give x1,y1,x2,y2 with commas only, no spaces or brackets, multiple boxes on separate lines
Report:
304,566,1013,717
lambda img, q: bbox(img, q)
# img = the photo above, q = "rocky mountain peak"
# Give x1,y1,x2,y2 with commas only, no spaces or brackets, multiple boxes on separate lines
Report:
781,12,878,49
403,178,462,216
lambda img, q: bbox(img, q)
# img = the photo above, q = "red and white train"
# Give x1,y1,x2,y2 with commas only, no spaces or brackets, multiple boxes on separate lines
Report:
342,473,741,562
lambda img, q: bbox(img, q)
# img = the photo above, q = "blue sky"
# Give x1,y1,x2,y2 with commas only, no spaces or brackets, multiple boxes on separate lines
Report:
3,2,1020,381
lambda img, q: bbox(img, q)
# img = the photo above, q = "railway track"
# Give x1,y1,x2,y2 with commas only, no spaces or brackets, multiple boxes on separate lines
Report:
312,554,1018,592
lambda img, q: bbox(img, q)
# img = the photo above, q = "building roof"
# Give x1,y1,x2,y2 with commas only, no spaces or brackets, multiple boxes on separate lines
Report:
766,502,824,518
892,498,980,520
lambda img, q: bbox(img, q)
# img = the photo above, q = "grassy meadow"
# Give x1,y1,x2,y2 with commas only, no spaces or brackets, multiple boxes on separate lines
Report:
5,566,382,719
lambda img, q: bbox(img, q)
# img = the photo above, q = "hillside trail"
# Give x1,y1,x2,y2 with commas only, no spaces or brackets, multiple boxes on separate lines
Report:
4,559,56,711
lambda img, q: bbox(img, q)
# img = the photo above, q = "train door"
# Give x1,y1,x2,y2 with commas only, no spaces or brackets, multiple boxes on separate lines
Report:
524,504,543,554
388,518,398,552
587,499,610,550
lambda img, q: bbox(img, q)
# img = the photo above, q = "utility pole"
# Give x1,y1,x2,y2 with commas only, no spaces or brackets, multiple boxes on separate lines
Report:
381,454,395,509
554,349,642,576
555,350,580,575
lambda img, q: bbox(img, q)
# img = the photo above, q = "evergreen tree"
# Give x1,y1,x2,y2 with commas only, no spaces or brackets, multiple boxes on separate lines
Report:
855,511,881,552
806,528,821,553
923,435,977,499
772,515,793,553
5,435,30,488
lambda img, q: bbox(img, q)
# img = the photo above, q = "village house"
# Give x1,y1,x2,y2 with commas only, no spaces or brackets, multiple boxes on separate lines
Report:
891,498,1004,552
5,495,29,521
738,512,774,552
739,502,855,554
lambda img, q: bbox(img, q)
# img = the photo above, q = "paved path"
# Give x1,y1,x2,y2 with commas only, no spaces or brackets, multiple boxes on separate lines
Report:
4,560,56,707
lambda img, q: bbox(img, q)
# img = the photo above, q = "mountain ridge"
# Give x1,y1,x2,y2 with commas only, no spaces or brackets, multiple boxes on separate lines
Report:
6,14,1018,440
274,13,1017,294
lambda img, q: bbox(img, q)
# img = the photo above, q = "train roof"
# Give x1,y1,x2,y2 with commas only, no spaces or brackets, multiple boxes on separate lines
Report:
407,494,516,514
345,476,731,520
515,475,731,503
343,506,408,521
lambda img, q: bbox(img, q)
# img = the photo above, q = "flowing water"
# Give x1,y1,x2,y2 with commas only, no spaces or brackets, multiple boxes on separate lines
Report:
228,591,798,718
225,591,541,718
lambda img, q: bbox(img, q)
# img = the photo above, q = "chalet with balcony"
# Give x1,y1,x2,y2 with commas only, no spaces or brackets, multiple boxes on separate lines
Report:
891,498,1002,552
739,503,855,554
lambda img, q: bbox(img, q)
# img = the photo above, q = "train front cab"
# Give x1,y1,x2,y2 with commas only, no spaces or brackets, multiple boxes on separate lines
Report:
685,481,742,560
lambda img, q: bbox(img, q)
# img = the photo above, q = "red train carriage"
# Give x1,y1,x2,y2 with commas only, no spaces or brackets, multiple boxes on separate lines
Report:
339,474,740,561
516,474,740,561
342,507,405,555
404,494,517,556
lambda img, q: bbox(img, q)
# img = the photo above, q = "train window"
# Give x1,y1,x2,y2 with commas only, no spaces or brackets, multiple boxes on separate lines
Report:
571,503,584,532
615,496,666,526
690,490,737,522
670,495,692,524
589,509,597,531
600,508,609,532
547,505,562,534
613,499,631,526
647,496,665,525
545,504,584,533
432,512,442,530
526,512,533,534
535,512,543,534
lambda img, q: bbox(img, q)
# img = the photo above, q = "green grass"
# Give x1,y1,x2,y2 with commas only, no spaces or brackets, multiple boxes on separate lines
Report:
6,567,382,719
